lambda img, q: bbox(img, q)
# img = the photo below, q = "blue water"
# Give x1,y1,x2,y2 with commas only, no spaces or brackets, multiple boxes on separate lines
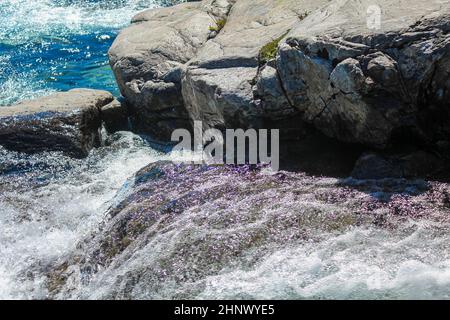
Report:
0,0,181,106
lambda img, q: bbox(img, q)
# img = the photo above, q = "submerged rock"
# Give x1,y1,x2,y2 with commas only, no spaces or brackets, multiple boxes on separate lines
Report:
46,161,450,299
108,1,224,139
0,89,113,158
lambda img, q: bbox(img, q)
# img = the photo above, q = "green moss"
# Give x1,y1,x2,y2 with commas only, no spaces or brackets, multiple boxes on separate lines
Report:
209,18,227,33
258,10,310,64
259,31,289,64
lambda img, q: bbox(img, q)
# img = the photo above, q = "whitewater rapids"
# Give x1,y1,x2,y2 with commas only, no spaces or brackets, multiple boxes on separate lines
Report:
1,131,450,299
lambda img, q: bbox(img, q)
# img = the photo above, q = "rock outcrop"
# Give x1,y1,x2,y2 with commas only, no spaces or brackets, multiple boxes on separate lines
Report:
182,0,329,131
110,0,328,136
108,0,450,178
47,161,450,299
111,0,449,143
278,0,450,148
0,89,113,158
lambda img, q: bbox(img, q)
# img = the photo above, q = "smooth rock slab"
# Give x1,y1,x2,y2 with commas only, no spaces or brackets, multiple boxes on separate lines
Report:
0,89,113,158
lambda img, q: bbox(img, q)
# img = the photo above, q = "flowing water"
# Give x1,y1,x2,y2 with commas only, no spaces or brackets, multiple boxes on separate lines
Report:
2,0,450,300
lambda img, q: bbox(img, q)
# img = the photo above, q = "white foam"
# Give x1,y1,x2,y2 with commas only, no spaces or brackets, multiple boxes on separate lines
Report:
198,222,450,299
0,0,167,45
0,133,168,299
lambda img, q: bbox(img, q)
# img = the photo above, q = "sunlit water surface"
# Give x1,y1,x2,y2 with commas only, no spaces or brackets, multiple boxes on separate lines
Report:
0,0,180,105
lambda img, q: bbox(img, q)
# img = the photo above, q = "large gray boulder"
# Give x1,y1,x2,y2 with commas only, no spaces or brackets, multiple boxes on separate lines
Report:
277,0,450,147
110,0,328,137
46,161,445,299
108,0,233,139
0,89,113,158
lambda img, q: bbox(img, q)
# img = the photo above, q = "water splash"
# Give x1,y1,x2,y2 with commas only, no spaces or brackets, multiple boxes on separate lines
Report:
2,133,450,299
3,0,450,301
0,132,184,299
0,0,167,45
19,160,447,300
198,222,450,299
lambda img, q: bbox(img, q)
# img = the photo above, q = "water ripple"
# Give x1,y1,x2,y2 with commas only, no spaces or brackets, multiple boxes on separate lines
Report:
0,0,183,105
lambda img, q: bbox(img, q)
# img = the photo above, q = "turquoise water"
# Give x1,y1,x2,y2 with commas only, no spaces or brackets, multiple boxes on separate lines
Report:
0,0,180,106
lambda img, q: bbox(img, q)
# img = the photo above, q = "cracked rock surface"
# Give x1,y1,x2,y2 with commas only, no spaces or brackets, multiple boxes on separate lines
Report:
109,0,450,177
279,0,450,147
110,0,328,137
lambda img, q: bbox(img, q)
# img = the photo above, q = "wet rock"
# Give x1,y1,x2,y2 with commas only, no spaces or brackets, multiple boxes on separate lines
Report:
46,160,450,299
108,1,219,138
0,89,113,158
101,99,129,133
